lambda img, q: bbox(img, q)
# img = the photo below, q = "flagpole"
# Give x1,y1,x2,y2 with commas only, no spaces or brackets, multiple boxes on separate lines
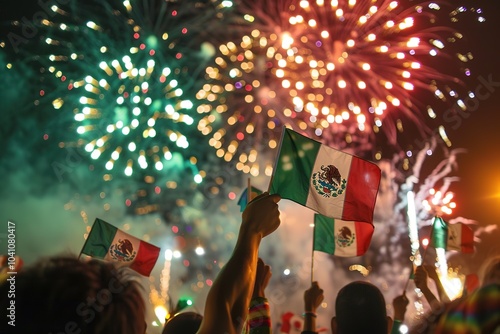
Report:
311,247,315,283
267,126,287,192
247,177,251,204
311,215,316,283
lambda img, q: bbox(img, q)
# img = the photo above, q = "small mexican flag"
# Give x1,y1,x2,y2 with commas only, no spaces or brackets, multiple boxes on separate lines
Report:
237,186,263,212
313,214,374,257
269,128,381,223
431,217,474,253
81,218,161,276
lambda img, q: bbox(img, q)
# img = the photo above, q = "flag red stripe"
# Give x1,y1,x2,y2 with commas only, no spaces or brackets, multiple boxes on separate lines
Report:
460,224,474,253
130,241,161,276
342,157,381,223
355,222,375,256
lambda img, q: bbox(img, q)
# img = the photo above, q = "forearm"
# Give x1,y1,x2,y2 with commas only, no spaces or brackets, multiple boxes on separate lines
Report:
420,287,440,310
199,231,261,334
198,192,280,334
229,232,262,325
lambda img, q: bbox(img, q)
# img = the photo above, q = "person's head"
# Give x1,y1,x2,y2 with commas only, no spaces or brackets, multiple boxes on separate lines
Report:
0,255,146,334
480,255,500,287
162,311,203,334
331,281,392,334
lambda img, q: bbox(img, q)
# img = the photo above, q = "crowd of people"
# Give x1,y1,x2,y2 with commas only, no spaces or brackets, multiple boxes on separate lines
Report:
1,192,499,333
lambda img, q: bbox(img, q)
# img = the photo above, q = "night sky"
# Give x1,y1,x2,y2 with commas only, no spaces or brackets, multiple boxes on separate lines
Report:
2,0,499,236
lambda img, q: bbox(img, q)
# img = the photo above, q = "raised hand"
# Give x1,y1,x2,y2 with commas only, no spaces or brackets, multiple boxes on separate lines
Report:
392,293,409,321
304,281,324,313
241,192,281,239
414,265,429,291
253,258,272,299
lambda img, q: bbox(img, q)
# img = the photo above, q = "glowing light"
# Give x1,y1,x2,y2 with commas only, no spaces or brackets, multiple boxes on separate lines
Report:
407,191,422,267
154,305,168,325
164,249,173,261
424,189,456,216
436,263,465,301
194,174,203,184
195,246,205,256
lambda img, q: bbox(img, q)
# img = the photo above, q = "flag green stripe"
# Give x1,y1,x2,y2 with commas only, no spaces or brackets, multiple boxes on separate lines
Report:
82,218,117,258
431,217,448,249
270,128,321,205
313,214,336,254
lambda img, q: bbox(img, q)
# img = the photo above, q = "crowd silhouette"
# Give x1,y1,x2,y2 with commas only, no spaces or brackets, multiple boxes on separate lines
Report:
1,193,499,334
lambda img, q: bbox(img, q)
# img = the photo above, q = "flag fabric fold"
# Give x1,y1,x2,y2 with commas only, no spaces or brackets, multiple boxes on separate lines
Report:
269,128,381,223
81,218,161,276
431,217,474,253
313,214,374,257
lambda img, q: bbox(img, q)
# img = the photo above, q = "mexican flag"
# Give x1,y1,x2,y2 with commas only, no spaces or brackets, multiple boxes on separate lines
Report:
81,218,161,276
269,128,381,223
431,217,474,253
313,214,374,257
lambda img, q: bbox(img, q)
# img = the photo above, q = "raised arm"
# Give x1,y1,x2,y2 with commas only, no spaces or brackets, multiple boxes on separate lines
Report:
390,293,409,334
242,258,272,334
197,193,281,334
414,266,440,310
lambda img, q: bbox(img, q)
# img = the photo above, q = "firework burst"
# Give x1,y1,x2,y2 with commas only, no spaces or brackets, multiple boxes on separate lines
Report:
31,0,218,182
196,0,328,176
196,30,304,177
270,0,479,145
197,0,482,173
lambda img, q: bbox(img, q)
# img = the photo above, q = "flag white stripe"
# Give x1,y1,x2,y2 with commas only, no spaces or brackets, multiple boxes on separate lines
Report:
334,221,358,257
306,145,353,218
104,229,141,265
447,224,462,252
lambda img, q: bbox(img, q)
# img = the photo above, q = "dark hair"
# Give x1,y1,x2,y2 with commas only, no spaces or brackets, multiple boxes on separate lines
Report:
162,311,203,334
335,281,388,334
0,255,145,334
